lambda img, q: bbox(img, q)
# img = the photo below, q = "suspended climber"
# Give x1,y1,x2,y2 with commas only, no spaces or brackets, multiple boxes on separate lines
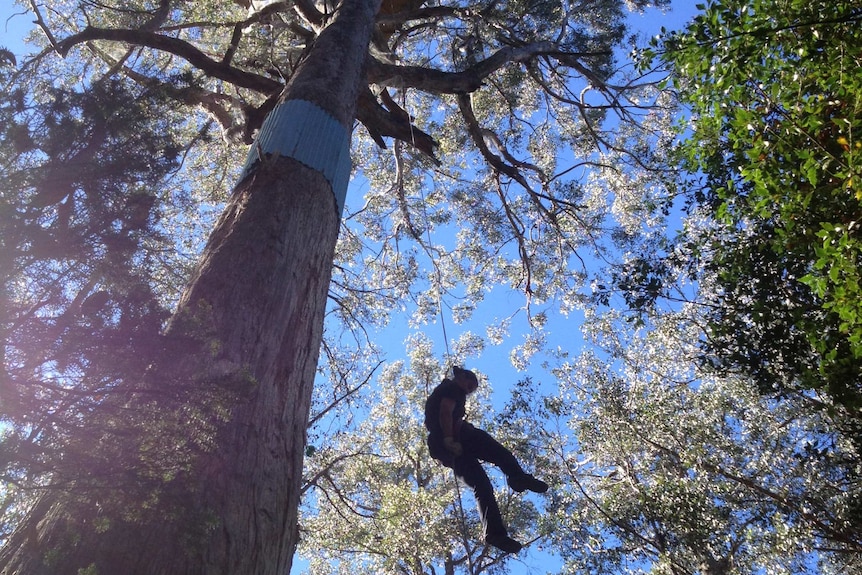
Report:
424,366,548,554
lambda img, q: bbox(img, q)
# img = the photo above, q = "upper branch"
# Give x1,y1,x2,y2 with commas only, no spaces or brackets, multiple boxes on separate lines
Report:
456,92,532,189
367,41,580,93
356,87,438,161
55,26,282,94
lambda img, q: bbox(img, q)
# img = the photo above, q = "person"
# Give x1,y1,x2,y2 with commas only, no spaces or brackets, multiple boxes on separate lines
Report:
424,366,548,554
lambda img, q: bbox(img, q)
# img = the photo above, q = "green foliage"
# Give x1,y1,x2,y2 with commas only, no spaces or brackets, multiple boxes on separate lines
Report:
654,0,862,413
538,308,862,573
2,0,679,568
585,4,862,568
0,62,246,544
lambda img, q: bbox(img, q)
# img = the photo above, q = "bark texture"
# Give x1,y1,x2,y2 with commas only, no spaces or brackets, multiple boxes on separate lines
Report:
179,157,342,575
0,0,380,573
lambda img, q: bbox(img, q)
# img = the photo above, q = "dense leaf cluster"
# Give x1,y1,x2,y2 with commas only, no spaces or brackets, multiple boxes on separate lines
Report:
0,60,226,541
576,1,862,571
634,1,862,419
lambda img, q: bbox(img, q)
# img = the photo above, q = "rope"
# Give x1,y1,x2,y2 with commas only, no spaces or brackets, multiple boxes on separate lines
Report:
400,81,450,363
435,290,472,557
405,85,470,556
439,294,451,360
451,471,478,568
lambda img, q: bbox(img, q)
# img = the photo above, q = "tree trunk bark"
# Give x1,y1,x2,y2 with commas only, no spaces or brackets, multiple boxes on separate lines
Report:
0,0,380,573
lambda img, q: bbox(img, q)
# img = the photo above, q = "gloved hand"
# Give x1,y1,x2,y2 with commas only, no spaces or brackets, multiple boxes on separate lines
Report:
443,436,463,457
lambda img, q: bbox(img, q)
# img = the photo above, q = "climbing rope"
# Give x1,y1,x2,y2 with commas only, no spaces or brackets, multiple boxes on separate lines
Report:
451,473,478,568
409,132,477,559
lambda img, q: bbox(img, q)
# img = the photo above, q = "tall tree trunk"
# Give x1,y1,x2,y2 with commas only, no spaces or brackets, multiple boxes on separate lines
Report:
0,0,380,573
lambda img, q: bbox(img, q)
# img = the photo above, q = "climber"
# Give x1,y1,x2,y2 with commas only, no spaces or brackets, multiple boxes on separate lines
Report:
424,366,548,554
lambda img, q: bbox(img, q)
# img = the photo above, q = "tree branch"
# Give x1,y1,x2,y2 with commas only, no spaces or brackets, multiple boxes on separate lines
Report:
356,87,438,160
367,41,565,93
85,42,249,141
55,26,282,94
456,92,533,189
306,361,381,429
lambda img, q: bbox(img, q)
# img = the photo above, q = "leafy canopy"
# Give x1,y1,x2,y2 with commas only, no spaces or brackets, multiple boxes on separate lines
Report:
648,0,862,412
1,0,676,554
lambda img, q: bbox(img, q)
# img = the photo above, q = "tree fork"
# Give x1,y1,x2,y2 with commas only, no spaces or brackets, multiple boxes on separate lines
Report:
0,0,380,573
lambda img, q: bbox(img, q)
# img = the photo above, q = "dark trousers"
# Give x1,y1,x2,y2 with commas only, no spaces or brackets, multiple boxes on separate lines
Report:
428,423,524,537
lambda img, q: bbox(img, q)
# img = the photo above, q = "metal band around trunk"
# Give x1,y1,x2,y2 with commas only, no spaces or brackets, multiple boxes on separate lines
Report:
240,99,351,215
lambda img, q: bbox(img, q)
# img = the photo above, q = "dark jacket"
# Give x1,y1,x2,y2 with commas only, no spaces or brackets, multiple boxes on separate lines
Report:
424,378,466,438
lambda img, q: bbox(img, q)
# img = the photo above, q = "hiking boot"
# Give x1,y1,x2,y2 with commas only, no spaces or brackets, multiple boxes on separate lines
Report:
485,533,523,554
508,472,549,493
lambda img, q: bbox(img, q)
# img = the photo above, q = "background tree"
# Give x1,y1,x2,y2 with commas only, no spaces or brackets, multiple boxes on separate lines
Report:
0,0,675,572
632,0,862,419
506,304,862,574
0,54,184,546
579,2,862,569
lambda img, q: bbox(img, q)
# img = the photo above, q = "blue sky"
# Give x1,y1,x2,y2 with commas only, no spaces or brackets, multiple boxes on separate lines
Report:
2,4,30,52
